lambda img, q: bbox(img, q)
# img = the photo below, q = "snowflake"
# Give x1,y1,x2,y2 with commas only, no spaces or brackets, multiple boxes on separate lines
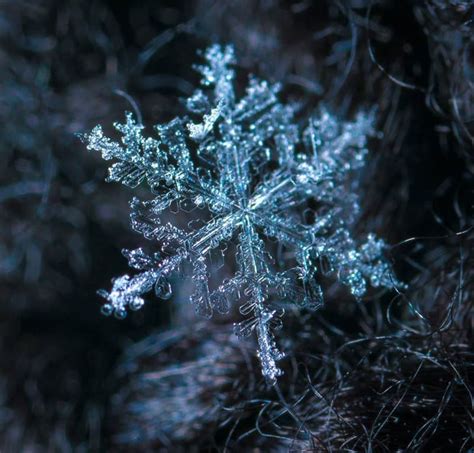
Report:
81,45,399,382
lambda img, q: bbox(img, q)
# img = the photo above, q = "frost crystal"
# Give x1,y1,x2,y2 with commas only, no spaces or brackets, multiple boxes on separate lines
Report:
81,45,399,382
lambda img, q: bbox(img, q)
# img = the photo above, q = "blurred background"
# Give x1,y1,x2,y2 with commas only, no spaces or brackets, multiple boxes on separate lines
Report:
0,0,472,451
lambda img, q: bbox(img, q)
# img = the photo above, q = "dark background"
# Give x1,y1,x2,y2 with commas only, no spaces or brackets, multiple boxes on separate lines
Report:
0,1,472,451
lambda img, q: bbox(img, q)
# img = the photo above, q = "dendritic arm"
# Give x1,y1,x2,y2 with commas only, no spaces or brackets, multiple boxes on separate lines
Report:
233,217,284,382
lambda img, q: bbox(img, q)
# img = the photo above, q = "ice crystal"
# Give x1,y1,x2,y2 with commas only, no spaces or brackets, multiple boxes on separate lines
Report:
81,45,399,382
